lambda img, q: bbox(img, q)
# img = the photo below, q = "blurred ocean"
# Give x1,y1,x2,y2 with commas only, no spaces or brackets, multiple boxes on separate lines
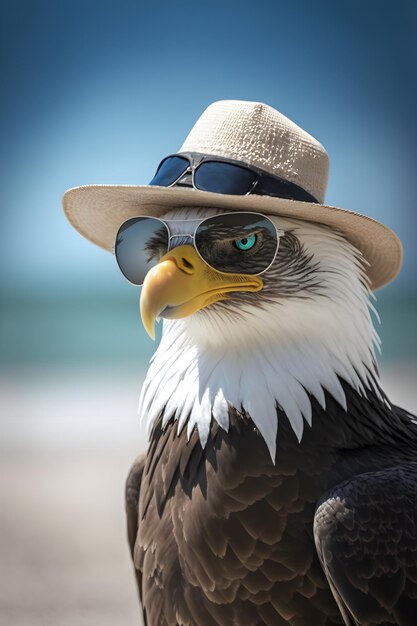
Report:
1,289,416,366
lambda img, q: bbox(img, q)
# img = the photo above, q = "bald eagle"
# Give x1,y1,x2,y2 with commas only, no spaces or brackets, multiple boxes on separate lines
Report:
125,206,417,626
61,98,415,626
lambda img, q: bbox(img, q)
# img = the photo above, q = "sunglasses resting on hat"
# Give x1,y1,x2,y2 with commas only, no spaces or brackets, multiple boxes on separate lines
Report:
149,152,319,204
114,212,284,286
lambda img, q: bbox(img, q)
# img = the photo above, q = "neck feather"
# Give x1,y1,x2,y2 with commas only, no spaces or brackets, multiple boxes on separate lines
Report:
138,299,381,464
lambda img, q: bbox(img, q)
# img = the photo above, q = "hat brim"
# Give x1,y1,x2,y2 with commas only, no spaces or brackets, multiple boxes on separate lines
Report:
62,184,402,291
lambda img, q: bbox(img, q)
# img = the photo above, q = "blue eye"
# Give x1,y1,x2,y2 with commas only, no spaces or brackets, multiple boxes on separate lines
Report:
233,233,257,251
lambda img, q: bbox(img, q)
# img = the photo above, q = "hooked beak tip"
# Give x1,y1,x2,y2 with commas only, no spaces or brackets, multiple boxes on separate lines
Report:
145,323,156,341
140,299,157,340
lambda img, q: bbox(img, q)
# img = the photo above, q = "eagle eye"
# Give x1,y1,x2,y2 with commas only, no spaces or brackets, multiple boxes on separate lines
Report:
233,233,257,251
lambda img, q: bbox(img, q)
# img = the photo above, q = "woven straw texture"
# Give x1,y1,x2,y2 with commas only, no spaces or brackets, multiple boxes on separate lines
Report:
180,100,329,203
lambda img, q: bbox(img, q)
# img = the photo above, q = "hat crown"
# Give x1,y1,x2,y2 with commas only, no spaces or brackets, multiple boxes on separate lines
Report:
180,100,329,204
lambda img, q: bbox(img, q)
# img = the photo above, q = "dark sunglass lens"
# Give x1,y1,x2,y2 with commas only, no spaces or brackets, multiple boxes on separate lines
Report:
115,217,169,285
194,161,257,195
195,213,278,274
149,156,189,187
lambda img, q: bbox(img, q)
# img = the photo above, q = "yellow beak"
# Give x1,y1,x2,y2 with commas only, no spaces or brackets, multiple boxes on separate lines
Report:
140,245,263,339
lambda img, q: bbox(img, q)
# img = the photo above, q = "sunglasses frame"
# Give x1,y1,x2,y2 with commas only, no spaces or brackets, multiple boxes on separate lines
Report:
113,211,285,287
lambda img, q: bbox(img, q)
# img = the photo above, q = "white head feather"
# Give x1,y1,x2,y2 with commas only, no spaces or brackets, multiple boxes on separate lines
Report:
138,207,382,462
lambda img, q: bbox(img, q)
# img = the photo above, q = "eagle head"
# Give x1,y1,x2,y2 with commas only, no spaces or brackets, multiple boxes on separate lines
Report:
136,206,380,462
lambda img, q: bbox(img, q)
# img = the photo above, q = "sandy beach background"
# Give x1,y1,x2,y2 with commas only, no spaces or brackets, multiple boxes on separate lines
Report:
2,1,416,623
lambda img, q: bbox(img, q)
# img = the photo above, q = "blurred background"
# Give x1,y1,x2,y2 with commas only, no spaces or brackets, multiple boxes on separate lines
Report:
0,0,416,624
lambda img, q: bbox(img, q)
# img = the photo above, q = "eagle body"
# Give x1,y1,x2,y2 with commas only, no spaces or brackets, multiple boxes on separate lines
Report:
125,209,417,625
127,384,417,626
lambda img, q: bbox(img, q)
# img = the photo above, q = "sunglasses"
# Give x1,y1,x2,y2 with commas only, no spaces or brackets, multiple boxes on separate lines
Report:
114,212,284,286
148,152,318,203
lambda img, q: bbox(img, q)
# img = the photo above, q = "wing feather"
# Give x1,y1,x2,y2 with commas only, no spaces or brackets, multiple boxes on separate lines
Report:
125,454,146,622
314,462,417,626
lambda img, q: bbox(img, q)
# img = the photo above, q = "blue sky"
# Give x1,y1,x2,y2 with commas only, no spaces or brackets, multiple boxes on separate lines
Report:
1,0,416,296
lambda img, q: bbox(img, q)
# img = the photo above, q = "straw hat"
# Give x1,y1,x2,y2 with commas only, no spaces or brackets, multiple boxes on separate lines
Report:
62,99,402,290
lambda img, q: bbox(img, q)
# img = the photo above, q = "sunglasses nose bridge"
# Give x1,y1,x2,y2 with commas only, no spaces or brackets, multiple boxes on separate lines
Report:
167,232,195,252
176,155,207,187
173,167,193,188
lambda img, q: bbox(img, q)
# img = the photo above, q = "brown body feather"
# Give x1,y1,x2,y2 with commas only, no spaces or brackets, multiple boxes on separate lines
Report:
126,382,417,626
